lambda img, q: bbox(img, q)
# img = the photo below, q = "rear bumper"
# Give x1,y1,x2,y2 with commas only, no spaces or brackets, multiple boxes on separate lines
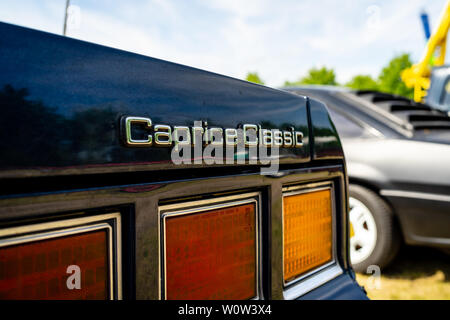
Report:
298,273,368,300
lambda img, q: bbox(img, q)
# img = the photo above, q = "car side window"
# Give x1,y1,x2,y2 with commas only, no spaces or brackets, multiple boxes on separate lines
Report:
327,108,371,138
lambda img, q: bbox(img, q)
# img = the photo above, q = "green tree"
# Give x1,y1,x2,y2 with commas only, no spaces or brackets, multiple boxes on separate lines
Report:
346,75,379,91
284,66,337,86
245,72,265,85
378,53,414,99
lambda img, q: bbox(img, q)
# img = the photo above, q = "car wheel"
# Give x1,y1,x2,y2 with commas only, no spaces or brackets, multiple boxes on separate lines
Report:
349,184,400,273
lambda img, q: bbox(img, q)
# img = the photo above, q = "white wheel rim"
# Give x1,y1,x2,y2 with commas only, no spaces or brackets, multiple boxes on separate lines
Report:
349,197,377,265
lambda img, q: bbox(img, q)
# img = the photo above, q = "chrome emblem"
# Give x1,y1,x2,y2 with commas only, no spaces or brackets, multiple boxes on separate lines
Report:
121,116,304,149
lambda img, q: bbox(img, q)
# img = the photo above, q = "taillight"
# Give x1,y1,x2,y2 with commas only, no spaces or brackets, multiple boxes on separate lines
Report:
0,230,108,299
163,200,258,300
0,213,121,300
283,188,333,283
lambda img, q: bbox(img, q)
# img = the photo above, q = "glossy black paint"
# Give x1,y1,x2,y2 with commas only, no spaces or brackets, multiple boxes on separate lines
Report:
299,274,368,300
285,86,450,248
0,23,365,300
0,22,313,178
308,98,343,160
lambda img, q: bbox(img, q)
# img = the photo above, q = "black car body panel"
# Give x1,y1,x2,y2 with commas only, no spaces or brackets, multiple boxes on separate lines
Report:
0,22,366,300
285,86,450,248
299,273,368,300
0,22,312,178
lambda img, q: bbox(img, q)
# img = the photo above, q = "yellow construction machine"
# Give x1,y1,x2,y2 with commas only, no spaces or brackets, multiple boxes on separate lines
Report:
401,1,450,104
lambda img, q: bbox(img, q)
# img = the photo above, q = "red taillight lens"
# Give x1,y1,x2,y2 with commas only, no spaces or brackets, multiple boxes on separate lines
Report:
0,230,109,300
164,203,257,300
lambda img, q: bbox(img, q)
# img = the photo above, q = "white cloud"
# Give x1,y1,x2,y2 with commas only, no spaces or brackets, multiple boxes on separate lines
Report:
202,0,272,18
0,0,448,87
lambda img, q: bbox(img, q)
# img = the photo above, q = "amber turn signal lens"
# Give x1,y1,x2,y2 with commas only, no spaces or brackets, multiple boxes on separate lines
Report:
0,230,109,299
164,203,257,300
283,189,333,282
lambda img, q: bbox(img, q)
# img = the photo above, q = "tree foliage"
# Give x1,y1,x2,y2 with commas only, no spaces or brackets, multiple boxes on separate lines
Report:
284,66,337,86
346,75,379,91
245,72,265,85
378,53,414,99
344,53,414,98
246,53,415,100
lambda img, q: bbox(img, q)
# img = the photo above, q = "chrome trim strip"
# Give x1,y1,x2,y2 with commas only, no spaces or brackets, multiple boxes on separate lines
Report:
0,213,120,238
380,189,450,202
283,180,332,193
282,182,342,298
283,264,343,300
158,192,261,300
0,213,122,300
159,192,260,211
326,105,385,138
410,234,450,246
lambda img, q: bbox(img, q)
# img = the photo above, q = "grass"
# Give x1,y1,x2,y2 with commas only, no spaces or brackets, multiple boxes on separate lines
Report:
356,246,450,300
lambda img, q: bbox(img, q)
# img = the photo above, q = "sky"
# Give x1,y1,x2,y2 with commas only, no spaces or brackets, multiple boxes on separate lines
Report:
0,0,448,87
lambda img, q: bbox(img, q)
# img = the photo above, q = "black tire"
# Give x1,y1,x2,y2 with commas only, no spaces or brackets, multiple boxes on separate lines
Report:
349,184,401,273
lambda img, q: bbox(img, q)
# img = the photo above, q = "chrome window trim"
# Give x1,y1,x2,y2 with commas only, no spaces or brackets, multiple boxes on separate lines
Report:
282,181,342,299
0,213,122,300
327,106,385,138
158,192,262,300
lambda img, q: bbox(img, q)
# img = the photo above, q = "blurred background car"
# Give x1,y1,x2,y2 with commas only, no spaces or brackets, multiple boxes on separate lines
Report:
284,86,450,272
